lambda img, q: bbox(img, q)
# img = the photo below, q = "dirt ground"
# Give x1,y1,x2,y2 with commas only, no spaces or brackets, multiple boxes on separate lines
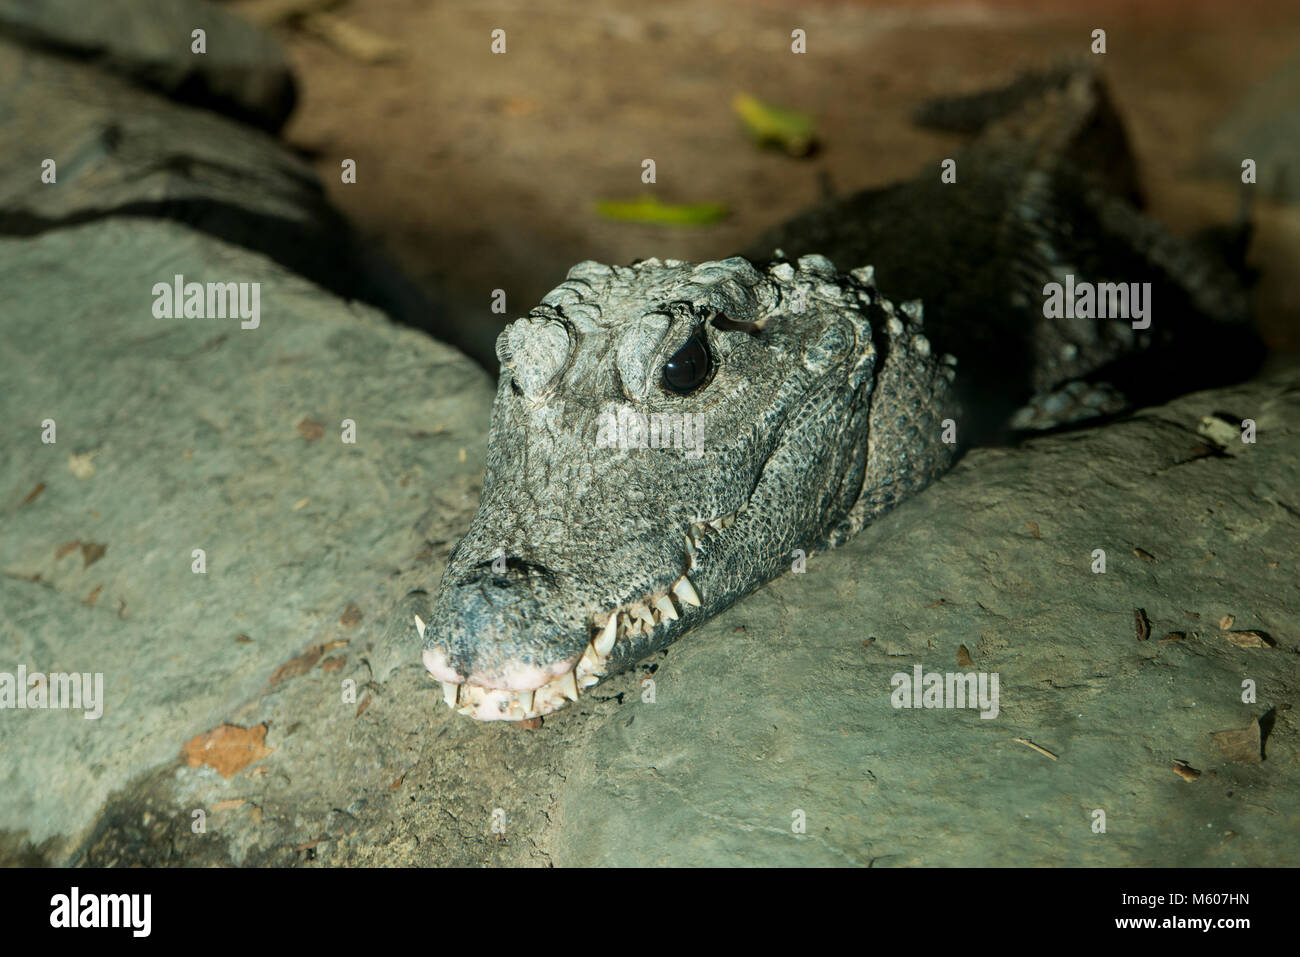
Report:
229,0,1300,366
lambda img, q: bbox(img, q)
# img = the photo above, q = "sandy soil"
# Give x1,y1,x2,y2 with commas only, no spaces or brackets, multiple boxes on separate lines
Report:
233,0,1300,363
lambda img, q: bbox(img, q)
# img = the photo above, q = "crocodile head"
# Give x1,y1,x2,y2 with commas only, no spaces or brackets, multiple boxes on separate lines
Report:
420,254,958,720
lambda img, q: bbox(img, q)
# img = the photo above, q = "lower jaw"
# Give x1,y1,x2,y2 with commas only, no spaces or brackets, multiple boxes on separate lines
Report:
427,515,735,721
424,574,702,721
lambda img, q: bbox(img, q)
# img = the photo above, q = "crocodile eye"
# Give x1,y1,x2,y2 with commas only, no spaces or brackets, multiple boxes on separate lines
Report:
662,330,712,395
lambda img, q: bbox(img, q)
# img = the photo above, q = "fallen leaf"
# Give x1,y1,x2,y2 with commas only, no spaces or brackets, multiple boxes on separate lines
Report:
1159,631,1186,643
595,195,728,226
270,645,323,685
181,724,272,779
82,584,103,606
1219,614,1235,630
355,694,371,718
500,96,537,117
1133,547,1156,562
732,92,817,156
339,603,363,627
22,482,45,504
1171,760,1201,781
55,540,80,559
956,645,974,667
389,775,404,791
1210,718,1262,763
320,655,346,673
1134,607,1151,642
212,798,247,812
81,542,107,568
67,450,99,479
235,633,253,644
1197,415,1239,447
1013,737,1058,760
297,418,325,440
518,716,544,730
1026,521,1041,539
239,0,340,28
1222,630,1272,648
300,11,401,63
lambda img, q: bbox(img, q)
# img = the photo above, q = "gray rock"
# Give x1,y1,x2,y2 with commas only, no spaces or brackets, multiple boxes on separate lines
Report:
0,37,435,336
0,218,494,864
37,343,1300,867
0,0,295,131
548,365,1300,866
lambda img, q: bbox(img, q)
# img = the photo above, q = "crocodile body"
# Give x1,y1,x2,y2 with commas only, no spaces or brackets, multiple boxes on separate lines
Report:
416,69,1257,721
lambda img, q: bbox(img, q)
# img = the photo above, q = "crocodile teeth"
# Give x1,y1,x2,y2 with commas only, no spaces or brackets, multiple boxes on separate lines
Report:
413,614,427,640
630,601,655,628
672,575,701,607
593,614,617,656
441,680,459,708
654,593,679,622
578,642,603,676
556,670,577,702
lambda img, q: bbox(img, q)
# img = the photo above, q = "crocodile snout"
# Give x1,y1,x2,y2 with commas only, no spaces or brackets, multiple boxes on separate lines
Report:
420,559,592,720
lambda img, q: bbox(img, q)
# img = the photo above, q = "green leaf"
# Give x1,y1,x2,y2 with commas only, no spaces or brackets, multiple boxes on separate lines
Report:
594,195,729,225
732,92,816,156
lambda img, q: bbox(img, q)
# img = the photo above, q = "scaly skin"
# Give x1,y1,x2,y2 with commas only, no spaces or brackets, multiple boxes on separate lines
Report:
420,256,957,719
416,68,1257,720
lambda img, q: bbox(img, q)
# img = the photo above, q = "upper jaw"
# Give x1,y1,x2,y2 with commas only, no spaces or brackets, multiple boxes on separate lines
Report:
421,512,733,722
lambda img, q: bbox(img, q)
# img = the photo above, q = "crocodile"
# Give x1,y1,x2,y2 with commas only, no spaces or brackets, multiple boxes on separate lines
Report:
415,68,1259,721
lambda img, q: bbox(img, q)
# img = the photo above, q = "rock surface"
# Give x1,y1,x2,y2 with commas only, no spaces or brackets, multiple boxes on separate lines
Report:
0,37,436,340
0,219,493,865
552,367,1300,866
3,211,1294,865
0,0,295,131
